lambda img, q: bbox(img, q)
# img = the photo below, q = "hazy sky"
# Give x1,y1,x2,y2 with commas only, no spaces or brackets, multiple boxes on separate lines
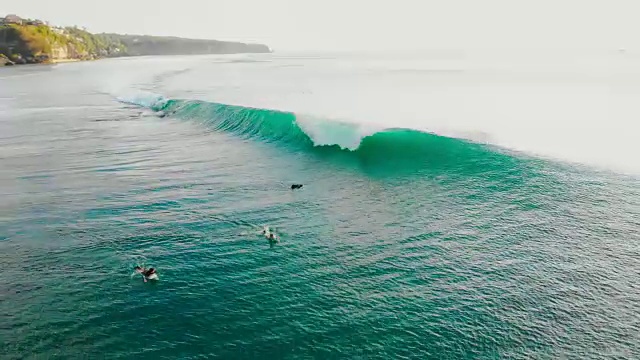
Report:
1,0,638,51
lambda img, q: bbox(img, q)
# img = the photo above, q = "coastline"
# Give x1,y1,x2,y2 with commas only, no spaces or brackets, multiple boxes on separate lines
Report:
1,53,271,68
1,16,270,69
0,57,101,67
50,58,82,64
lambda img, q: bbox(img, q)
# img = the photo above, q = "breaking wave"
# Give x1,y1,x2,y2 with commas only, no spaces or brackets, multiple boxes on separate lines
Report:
118,93,531,175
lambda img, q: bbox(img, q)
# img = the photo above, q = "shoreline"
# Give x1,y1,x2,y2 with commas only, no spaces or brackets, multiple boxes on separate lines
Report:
50,58,83,64
0,57,97,67
1,52,274,68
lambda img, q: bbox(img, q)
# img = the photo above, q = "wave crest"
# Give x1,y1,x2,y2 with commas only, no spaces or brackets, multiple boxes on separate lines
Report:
118,93,527,175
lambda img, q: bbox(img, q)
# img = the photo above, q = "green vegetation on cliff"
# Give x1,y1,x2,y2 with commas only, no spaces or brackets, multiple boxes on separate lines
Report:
0,24,55,55
62,27,127,56
0,14,270,66
0,24,126,63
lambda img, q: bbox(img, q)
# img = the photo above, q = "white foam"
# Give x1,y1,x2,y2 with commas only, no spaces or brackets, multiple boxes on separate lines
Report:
116,91,167,108
295,114,384,150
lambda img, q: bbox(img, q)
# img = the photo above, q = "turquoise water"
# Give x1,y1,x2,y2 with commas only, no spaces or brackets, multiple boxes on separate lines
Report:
1,54,639,359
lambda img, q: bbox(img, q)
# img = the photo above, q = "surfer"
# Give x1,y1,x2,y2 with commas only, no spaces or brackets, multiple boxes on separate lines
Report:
144,268,157,278
262,226,278,243
134,266,159,282
266,232,279,248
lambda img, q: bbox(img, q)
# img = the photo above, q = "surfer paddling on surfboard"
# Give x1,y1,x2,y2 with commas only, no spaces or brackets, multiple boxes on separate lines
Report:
262,226,279,243
134,266,159,282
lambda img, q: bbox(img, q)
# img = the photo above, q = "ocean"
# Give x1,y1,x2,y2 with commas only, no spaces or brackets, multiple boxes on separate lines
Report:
1,51,639,359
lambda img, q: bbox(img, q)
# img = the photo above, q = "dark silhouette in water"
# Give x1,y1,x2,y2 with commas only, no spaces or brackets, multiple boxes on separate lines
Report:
134,266,158,282
144,268,156,277
291,184,303,190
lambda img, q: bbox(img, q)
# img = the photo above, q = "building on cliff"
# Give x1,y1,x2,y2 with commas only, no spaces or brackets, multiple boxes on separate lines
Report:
2,15,23,25
25,19,45,26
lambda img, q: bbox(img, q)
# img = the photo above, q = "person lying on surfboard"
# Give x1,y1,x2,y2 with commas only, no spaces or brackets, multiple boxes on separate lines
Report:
265,230,278,243
134,266,158,282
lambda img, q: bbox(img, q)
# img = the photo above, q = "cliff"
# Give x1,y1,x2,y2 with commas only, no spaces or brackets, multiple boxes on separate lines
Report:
0,15,271,66
0,24,126,64
103,34,270,56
